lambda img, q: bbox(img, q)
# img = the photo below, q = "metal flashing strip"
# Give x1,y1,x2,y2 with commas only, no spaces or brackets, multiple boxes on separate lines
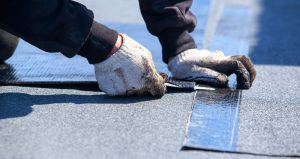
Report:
183,89,241,152
182,3,252,152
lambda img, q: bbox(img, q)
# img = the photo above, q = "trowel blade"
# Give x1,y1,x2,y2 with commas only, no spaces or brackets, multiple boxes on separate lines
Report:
165,78,216,91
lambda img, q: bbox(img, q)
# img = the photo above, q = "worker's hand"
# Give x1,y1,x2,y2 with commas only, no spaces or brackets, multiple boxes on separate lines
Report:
168,49,256,89
94,34,166,97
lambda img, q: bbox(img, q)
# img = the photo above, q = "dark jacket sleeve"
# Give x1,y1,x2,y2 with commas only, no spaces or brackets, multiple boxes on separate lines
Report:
139,0,197,63
0,0,118,64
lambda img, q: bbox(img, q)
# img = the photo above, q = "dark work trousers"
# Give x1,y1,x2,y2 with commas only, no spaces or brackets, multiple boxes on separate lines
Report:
0,0,197,64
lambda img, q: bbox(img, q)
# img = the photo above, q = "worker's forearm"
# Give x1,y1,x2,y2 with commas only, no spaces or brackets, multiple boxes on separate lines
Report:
138,0,197,63
0,0,94,57
78,21,118,64
0,0,119,64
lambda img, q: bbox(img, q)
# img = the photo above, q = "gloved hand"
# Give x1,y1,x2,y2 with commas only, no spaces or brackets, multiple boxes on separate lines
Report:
94,34,166,97
168,49,256,89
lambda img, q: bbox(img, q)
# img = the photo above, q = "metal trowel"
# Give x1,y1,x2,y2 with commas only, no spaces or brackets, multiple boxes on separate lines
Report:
165,77,215,91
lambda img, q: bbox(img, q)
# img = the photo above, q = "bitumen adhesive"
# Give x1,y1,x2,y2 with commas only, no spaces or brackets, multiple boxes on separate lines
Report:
183,89,241,152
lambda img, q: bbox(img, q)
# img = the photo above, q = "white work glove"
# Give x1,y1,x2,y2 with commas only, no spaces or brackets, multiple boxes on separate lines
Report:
94,34,166,97
168,49,256,89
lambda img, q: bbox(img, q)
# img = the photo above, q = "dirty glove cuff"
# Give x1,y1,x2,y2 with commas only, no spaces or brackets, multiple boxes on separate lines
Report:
168,49,211,74
158,28,197,63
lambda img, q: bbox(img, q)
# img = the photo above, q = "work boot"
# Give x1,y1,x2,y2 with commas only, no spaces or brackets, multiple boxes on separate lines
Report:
0,29,19,63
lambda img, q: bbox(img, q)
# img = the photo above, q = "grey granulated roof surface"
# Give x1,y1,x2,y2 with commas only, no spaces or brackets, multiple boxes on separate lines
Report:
0,0,300,158
1,66,298,159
